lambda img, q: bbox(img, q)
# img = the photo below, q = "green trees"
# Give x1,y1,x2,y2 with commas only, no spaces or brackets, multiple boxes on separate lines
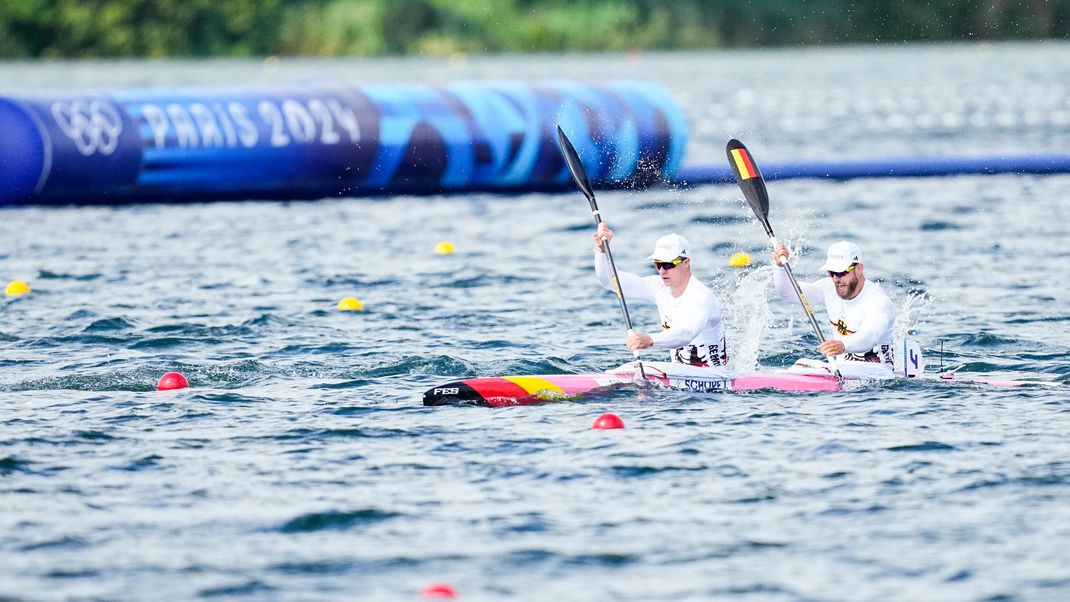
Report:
0,0,287,57
2,0,1068,59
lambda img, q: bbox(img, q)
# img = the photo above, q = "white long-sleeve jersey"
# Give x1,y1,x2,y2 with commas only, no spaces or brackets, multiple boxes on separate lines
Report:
773,266,896,367
595,252,728,366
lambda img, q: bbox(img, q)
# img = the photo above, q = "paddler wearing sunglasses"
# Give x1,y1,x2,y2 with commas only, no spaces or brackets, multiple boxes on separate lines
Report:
594,223,728,367
772,240,896,373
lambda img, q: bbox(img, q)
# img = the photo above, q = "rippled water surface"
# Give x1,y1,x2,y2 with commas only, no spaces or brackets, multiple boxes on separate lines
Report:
2,43,1069,601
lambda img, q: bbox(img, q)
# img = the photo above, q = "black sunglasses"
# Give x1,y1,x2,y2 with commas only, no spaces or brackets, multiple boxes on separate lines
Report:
653,257,686,271
827,264,857,278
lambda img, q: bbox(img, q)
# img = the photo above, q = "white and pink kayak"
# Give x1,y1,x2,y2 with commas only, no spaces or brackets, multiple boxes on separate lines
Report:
422,359,1055,407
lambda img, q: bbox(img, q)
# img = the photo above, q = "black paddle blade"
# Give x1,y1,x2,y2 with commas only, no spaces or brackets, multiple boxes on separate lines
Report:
726,138,773,238
556,125,599,212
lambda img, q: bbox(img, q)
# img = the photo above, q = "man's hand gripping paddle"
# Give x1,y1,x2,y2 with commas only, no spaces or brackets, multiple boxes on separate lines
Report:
557,125,648,383
726,139,844,382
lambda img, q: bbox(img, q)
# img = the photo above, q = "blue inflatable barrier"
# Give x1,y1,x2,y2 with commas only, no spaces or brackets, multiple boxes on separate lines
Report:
0,80,687,205
676,154,1070,184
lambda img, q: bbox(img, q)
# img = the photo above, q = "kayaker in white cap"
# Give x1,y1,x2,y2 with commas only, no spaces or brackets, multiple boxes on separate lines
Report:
593,222,728,367
772,240,896,370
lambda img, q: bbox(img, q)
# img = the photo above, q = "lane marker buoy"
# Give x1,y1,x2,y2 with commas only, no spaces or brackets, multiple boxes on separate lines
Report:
592,413,625,430
421,583,457,598
337,297,364,311
5,280,30,296
157,372,189,391
728,252,753,268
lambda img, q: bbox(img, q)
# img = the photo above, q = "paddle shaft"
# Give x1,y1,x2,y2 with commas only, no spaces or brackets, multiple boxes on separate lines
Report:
557,126,646,380
726,139,842,380
768,236,828,343
593,219,637,332
761,208,842,380
591,210,649,380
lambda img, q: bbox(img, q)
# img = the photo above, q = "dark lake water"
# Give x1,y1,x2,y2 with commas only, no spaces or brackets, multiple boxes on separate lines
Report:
2,43,1068,600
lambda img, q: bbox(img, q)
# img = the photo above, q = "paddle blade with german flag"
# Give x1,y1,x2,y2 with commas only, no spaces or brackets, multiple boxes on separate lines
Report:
726,139,773,237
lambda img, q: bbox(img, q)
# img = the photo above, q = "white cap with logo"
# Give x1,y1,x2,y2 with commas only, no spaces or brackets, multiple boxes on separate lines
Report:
820,241,863,272
646,233,691,262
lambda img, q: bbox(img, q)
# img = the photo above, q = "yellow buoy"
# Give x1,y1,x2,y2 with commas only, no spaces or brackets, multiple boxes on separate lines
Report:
433,241,456,255
728,252,753,268
337,297,364,311
5,280,30,296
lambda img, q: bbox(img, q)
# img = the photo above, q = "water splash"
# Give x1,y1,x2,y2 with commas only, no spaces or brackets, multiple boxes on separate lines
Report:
722,265,776,372
894,291,931,340
894,290,935,372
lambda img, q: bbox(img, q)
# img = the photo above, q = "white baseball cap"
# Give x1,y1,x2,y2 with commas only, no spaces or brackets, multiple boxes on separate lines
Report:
646,233,691,262
820,241,863,272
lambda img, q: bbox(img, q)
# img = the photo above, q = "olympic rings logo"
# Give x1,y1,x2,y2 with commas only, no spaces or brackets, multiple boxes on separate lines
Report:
50,101,124,156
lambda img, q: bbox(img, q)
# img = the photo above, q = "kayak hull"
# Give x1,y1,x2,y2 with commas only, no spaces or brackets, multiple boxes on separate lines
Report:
423,361,843,407
422,360,1057,407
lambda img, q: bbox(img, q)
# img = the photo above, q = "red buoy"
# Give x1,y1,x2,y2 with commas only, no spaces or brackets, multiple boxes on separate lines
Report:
421,583,457,598
592,412,625,429
156,372,189,391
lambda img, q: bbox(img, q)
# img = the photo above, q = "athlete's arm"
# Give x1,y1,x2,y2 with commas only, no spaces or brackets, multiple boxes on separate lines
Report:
771,242,825,308
594,251,655,302
772,266,825,308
